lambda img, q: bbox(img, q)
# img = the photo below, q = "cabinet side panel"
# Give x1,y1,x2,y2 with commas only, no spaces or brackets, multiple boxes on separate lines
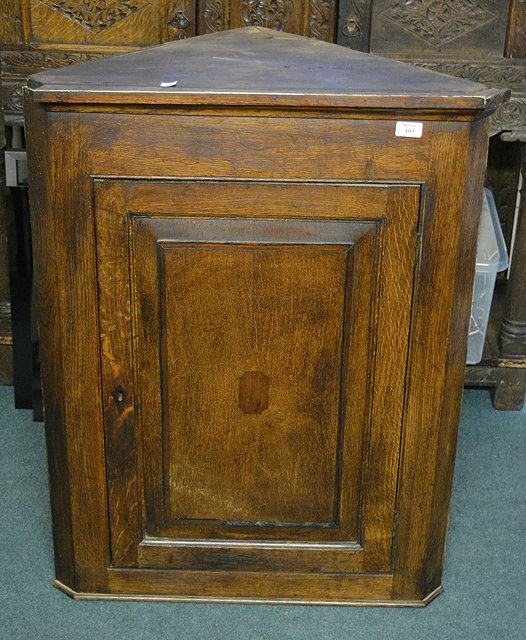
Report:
392,119,490,600
424,118,490,592
24,97,76,588
25,105,110,592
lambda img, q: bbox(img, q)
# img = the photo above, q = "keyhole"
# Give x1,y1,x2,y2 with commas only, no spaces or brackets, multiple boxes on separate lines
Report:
112,385,127,408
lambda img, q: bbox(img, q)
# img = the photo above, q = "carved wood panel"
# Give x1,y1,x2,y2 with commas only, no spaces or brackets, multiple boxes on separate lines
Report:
507,0,526,58
29,0,159,46
36,0,151,33
1,83,25,114
370,0,511,57
198,0,336,41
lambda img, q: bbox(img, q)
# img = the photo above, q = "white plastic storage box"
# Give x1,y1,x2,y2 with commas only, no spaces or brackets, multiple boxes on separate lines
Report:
467,188,509,365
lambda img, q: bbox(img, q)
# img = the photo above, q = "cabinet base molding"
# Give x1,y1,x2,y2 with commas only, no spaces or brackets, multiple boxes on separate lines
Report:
52,580,444,607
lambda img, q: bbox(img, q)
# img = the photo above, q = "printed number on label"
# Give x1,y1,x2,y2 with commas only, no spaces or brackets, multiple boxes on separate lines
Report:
395,121,423,138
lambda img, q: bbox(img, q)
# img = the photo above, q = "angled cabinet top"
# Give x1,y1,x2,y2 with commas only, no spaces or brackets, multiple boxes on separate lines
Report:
27,27,507,113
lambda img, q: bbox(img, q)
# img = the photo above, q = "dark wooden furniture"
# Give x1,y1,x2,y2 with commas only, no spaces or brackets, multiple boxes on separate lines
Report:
3,1,526,408
25,27,506,605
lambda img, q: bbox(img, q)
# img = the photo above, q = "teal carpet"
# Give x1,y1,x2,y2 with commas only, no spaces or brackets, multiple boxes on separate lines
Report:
1,386,525,640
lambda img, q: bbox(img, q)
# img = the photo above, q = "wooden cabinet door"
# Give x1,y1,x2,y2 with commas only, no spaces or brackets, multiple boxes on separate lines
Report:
94,178,420,576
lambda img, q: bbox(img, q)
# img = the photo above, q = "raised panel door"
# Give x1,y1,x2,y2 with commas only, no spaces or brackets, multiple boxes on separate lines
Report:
93,178,420,576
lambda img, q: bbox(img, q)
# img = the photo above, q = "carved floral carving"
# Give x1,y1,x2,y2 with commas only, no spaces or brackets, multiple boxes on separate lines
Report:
343,15,360,37
382,0,496,47
309,0,331,40
414,62,526,86
1,51,105,76
491,97,526,134
38,0,150,33
240,0,293,30
204,0,224,32
2,83,24,113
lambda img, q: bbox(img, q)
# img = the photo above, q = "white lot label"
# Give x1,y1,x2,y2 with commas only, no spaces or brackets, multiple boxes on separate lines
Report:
395,121,423,138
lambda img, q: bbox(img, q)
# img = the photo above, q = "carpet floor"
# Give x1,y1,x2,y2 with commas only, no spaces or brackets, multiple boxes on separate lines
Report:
1,386,524,640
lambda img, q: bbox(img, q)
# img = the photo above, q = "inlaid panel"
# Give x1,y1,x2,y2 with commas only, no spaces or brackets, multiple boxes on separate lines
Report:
133,218,371,536
93,178,420,575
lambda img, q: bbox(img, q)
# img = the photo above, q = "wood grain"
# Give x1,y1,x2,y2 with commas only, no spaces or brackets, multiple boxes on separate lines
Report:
94,181,142,567
53,578,444,606
24,97,76,589
107,567,395,601
392,119,491,601
92,178,419,582
25,29,500,602
85,114,432,181
160,242,350,526
25,106,110,591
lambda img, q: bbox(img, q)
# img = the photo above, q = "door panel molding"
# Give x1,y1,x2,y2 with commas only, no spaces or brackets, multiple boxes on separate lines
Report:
93,177,420,575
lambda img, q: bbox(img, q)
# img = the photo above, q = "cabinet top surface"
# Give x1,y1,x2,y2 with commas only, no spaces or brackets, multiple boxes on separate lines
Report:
27,27,507,112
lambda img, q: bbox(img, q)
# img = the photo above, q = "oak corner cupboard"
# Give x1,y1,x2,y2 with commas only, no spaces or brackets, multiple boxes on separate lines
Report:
24,27,507,606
